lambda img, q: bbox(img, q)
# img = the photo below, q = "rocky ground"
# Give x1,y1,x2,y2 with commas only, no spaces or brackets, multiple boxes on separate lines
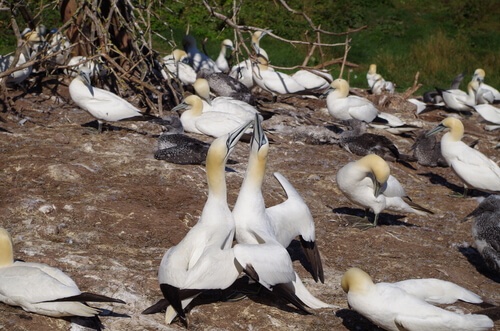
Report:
0,75,499,331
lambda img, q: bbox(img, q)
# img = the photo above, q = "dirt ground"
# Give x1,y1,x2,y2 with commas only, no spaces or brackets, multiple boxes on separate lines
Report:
0,75,499,331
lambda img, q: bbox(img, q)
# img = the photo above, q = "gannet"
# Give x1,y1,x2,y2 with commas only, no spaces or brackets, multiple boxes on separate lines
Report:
424,70,467,105
161,49,197,86
326,79,378,122
409,131,448,167
182,35,220,73
291,69,332,91
145,121,310,325
69,68,158,133
438,81,479,112
371,73,395,94
0,228,125,320
45,28,70,67
174,94,253,138
369,111,421,135
462,195,500,275
472,68,500,103
337,119,416,165
65,56,104,78
153,116,210,165
426,117,500,196
470,104,500,126
336,154,433,228
0,51,32,85
251,30,270,61
193,78,259,121
252,55,306,96
233,114,333,309
366,64,378,89
214,39,234,73
341,267,494,331
197,69,255,105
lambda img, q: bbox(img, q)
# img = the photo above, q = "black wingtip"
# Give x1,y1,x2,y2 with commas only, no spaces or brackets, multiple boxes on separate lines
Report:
160,283,186,322
300,237,325,284
272,283,312,315
142,298,170,314
40,292,125,304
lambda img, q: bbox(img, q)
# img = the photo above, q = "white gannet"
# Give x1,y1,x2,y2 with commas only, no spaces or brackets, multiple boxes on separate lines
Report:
144,121,310,325
153,116,210,165
252,55,306,96
161,49,197,86
424,71,467,105
0,51,32,85
69,68,158,133
233,114,333,309
462,195,500,275
341,267,494,331
193,78,259,121
371,73,395,94
366,64,378,89
214,39,234,73
426,117,500,196
174,94,252,138
472,68,500,103
251,30,270,61
65,55,104,78
336,154,433,228
45,28,70,68
326,78,378,122
182,35,220,74
439,81,479,112
230,58,254,89
291,69,332,91
0,228,125,320
470,104,500,126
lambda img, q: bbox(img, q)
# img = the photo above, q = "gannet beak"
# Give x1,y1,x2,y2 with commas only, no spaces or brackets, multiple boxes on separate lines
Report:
373,178,382,197
226,120,253,153
80,70,94,97
321,86,334,97
252,113,267,150
425,123,446,137
171,101,189,112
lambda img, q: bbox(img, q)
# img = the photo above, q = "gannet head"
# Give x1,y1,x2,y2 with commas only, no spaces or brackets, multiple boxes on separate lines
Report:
193,78,211,104
172,49,188,63
172,95,203,116
368,64,377,75
426,117,464,141
357,155,390,197
222,39,234,51
341,267,374,294
78,68,94,96
0,228,14,268
207,120,253,169
327,79,349,97
251,112,268,160
473,68,486,83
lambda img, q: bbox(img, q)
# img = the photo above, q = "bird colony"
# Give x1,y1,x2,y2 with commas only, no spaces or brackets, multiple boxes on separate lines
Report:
0,22,499,331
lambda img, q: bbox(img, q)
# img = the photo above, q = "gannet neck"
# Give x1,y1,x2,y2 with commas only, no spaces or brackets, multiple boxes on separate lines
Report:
193,78,212,103
356,154,390,185
368,64,377,75
330,79,349,98
341,268,374,294
0,228,14,267
206,137,230,200
468,81,479,97
442,117,464,142
242,113,269,192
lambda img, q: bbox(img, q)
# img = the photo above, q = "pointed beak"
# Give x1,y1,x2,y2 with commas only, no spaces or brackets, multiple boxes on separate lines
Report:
252,113,267,150
321,86,334,97
80,70,94,97
425,123,446,137
171,101,189,112
373,179,382,197
226,120,252,153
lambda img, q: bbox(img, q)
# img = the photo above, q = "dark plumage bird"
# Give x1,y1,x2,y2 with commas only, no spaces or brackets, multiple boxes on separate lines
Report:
153,116,210,165
409,131,448,167
197,69,255,105
336,119,416,165
462,195,500,275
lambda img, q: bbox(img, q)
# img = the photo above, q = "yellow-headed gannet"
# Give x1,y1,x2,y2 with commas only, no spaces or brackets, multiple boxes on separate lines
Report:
182,35,221,74
233,114,334,309
366,64,378,89
341,267,494,331
326,79,379,122
462,195,500,275
161,49,197,86
0,228,125,321
472,68,500,103
371,73,395,94
336,154,433,228
427,117,500,196
251,30,270,61
438,81,479,112
69,68,158,133
174,94,252,138
214,39,234,73
144,121,310,325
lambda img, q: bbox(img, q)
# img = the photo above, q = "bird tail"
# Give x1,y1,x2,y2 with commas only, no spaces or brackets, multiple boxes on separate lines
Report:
403,197,434,215
285,273,337,309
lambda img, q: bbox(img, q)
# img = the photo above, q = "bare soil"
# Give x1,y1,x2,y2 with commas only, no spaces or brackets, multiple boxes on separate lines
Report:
0,76,499,331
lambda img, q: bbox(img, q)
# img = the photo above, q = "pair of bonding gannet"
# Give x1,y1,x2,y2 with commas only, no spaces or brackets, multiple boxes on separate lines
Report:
182,35,220,74
173,94,253,138
427,117,500,197
232,114,333,308
143,121,312,326
69,68,158,133
336,154,433,229
437,81,479,112
0,228,125,325
463,195,500,275
341,268,494,331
